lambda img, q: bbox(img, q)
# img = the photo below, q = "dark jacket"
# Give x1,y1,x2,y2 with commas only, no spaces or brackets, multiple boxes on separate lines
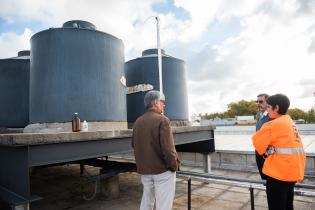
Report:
255,112,272,180
132,109,179,174
256,113,271,131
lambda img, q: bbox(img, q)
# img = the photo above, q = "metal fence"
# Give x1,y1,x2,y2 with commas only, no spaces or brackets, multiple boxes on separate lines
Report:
177,171,315,210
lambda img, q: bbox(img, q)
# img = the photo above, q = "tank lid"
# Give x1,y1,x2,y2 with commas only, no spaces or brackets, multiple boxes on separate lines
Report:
142,49,166,56
62,20,96,30
18,50,30,57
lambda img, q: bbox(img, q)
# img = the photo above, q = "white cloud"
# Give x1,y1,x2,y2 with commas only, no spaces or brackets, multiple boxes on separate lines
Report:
173,0,220,41
0,0,161,58
0,28,32,58
173,0,267,41
184,0,315,114
188,79,239,115
1,0,315,114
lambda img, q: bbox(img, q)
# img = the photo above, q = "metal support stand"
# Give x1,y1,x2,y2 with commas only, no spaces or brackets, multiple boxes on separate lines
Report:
80,161,85,176
0,147,32,209
203,153,211,173
80,160,136,201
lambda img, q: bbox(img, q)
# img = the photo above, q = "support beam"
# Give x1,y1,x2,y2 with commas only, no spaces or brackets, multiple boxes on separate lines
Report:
203,153,211,173
0,146,30,199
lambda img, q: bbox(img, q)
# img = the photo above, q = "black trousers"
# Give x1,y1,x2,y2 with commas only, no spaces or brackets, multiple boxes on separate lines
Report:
255,151,267,180
266,176,296,210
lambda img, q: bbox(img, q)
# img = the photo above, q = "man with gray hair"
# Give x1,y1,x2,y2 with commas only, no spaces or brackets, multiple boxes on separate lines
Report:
255,93,271,180
132,90,180,210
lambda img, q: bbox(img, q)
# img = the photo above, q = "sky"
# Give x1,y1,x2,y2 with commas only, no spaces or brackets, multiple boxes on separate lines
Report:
1,0,315,115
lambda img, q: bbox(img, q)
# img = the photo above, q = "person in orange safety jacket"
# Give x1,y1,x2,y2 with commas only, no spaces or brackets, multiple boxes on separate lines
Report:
252,94,306,210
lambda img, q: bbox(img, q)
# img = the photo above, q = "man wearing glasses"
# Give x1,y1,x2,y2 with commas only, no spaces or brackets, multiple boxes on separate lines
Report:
255,93,271,180
132,90,180,210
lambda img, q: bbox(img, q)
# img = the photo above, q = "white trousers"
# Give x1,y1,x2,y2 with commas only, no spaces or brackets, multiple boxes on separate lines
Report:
140,171,176,210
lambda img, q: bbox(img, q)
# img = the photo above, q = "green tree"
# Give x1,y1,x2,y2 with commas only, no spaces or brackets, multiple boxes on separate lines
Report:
307,108,315,123
287,108,308,120
200,99,315,124
200,100,258,119
225,100,258,118
203,112,224,119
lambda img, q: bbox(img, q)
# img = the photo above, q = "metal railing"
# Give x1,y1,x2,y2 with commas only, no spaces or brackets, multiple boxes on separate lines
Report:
177,171,315,210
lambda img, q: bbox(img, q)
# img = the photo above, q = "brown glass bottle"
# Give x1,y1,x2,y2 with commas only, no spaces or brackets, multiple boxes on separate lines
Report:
72,113,81,132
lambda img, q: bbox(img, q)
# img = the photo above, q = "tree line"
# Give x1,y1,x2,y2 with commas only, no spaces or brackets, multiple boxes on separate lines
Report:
200,100,315,123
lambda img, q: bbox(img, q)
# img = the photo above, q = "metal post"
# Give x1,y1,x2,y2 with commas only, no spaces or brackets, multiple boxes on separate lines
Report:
203,153,211,173
80,161,85,175
188,178,191,210
249,186,255,210
155,16,163,94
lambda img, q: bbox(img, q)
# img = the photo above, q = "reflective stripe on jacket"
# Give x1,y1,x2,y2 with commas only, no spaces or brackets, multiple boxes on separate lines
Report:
252,115,306,182
265,147,305,155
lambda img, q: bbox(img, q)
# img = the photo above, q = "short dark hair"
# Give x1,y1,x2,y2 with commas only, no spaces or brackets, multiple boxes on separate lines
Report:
266,94,290,115
257,93,269,99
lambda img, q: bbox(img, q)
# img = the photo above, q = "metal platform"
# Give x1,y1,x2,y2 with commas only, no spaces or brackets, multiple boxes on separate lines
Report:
0,125,214,209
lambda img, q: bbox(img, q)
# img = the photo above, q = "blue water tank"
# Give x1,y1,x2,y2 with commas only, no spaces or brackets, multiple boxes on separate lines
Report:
30,20,126,123
125,49,189,123
0,51,30,127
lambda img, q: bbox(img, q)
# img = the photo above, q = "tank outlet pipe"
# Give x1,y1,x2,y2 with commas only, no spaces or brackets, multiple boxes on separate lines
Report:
120,76,154,94
126,84,154,94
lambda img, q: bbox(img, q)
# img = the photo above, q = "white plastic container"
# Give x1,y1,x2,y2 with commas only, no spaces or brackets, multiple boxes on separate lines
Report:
81,120,89,132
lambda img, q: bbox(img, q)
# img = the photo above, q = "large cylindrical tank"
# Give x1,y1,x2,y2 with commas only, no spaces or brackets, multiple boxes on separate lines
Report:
0,51,30,127
125,49,189,124
30,20,126,124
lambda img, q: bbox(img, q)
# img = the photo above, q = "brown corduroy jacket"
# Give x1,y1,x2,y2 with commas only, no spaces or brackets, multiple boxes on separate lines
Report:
132,109,180,174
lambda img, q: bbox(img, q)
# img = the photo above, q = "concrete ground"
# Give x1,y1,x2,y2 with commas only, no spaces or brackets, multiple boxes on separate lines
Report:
2,164,314,210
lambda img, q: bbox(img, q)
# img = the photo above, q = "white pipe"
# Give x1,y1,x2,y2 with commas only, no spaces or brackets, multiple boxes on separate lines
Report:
155,16,163,94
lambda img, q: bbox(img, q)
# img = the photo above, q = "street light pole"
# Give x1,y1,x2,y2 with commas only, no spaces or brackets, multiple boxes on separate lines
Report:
155,16,163,94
